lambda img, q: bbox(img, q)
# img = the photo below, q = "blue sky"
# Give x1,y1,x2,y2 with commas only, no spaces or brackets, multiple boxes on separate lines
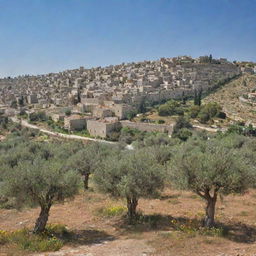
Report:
0,0,255,77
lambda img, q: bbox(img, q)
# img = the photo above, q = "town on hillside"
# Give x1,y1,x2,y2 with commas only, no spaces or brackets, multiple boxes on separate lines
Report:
0,55,254,139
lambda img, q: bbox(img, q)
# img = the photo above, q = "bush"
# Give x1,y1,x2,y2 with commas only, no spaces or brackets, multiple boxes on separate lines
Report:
64,109,71,116
29,111,48,122
173,128,192,141
119,127,146,144
0,230,8,244
217,111,226,119
173,116,192,135
157,119,165,124
198,111,210,123
126,110,137,120
158,100,184,116
45,224,68,237
189,105,200,118
198,102,222,123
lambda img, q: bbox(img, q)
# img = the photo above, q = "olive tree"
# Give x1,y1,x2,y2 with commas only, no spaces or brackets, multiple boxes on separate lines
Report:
169,139,253,227
94,149,165,221
0,140,82,233
2,157,80,233
67,143,113,190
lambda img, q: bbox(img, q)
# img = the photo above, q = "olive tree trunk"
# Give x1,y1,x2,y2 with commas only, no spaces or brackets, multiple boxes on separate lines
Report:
197,188,218,228
33,203,51,234
126,196,138,222
204,197,217,227
83,173,90,190
204,189,217,228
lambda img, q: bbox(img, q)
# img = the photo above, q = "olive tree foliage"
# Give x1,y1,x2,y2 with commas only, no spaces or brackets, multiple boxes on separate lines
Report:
169,138,254,227
0,140,82,233
94,149,165,221
66,142,116,190
132,132,180,150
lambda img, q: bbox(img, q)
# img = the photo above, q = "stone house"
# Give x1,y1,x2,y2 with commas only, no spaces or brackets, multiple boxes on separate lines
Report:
27,94,38,104
87,118,121,138
50,113,65,122
92,106,114,118
111,104,134,119
64,114,94,131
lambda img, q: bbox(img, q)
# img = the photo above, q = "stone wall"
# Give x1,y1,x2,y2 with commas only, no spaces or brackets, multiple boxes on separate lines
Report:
120,120,174,135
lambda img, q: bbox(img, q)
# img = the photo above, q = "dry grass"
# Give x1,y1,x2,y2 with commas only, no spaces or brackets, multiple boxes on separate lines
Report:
1,189,256,255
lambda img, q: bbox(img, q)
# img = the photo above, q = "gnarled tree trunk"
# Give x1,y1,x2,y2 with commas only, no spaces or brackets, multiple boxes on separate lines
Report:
126,196,138,222
83,172,90,190
204,197,217,227
197,188,218,228
33,203,51,234
204,189,217,228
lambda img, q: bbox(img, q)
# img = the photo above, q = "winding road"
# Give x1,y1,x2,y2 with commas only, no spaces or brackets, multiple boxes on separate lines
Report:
10,117,116,145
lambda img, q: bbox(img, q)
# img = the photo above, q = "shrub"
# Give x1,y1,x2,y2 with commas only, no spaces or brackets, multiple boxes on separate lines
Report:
0,230,8,245
29,111,48,122
198,111,210,123
217,111,226,119
157,119,165,124
173,128,192,141
45,224,68,237
158,100,184,116
64,109,71,116
173,116,192,136
198,102,222,123
189,105,200,118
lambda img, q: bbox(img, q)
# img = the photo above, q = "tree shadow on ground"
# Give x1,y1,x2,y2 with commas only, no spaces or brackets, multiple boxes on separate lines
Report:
159,193,181,200
63,229,115,246
114,213,256,244
219,222,256,243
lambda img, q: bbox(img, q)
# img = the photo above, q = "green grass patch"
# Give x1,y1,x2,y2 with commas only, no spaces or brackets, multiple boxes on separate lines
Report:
0,225,67,252
97,205,126,217
170,218,226,237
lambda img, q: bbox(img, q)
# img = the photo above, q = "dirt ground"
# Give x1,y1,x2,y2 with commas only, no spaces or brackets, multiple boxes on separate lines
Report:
1,188,256,256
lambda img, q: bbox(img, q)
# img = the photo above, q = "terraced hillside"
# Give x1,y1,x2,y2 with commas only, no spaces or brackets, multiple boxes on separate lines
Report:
203,74,256,125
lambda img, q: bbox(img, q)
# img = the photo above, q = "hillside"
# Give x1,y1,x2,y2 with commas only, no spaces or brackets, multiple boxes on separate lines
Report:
203,74,256,125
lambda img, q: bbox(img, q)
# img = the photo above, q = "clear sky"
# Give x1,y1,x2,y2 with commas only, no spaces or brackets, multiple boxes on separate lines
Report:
0,0,255,77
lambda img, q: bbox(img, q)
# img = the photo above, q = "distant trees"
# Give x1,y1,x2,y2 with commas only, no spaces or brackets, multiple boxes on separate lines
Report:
169,138,253,227
64,109,72,116
158,100,184,116
189,102,225,124
194,88,202,106
126,110,137,121
199,55,220,64
29,111,48,122
10,100,17,109
18,96,24,107
94,149,165,221
172,116,193,141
